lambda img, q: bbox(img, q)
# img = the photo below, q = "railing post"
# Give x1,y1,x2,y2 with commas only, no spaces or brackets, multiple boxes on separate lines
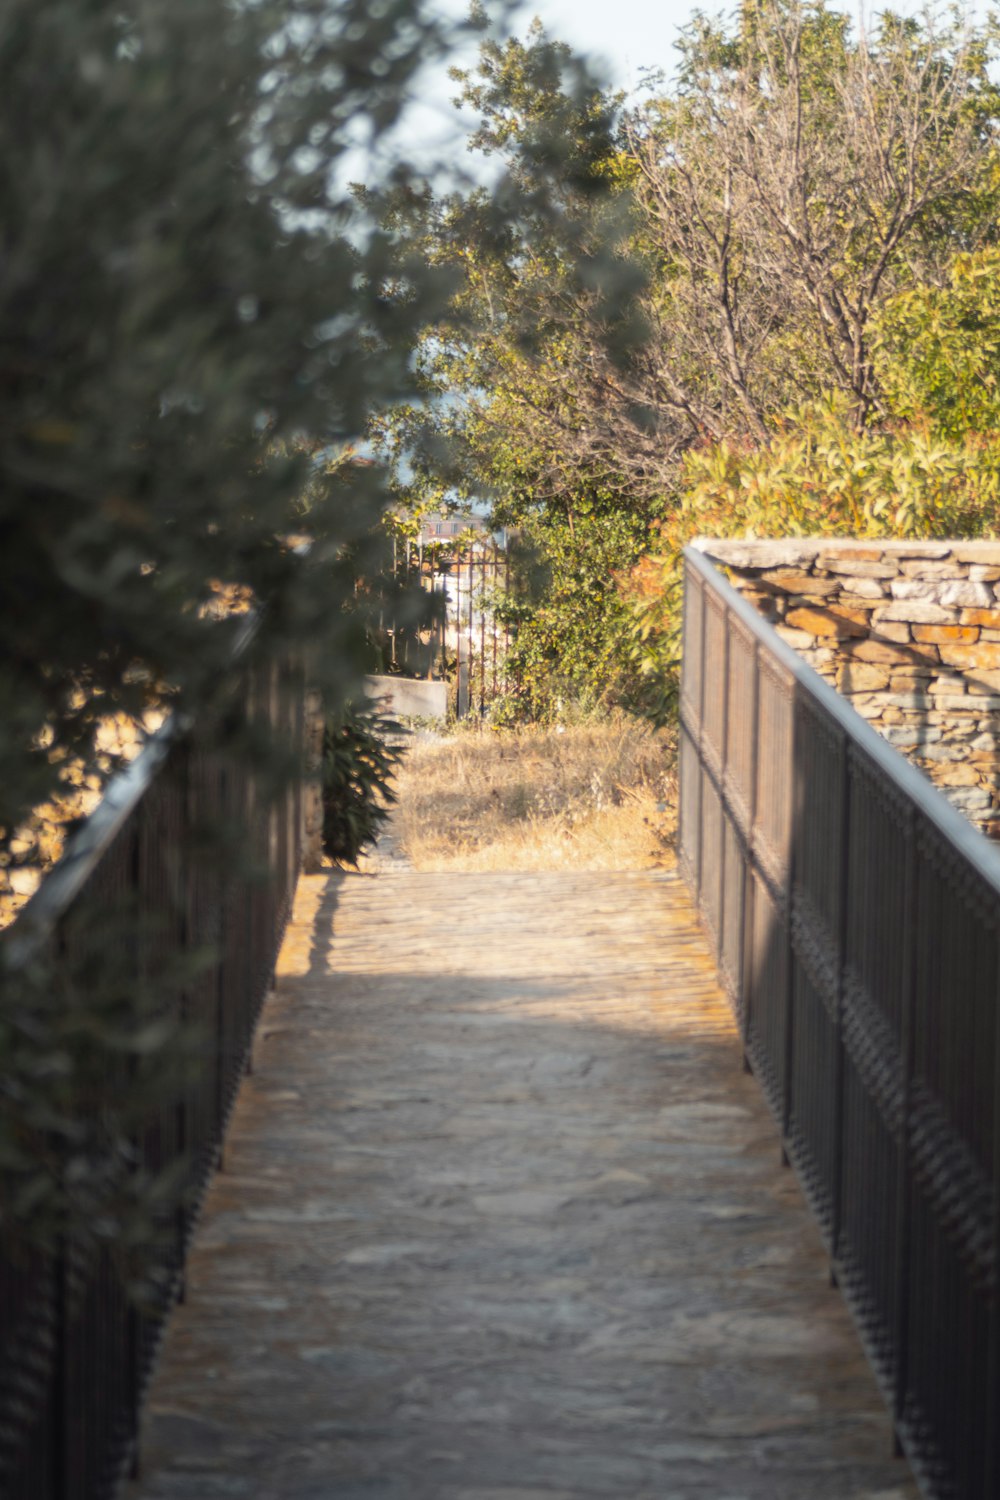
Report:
695,569,707,904
781,683,798,1155
741,641,760,1069
987,923,1000,1498
830,733,850,1270
717,607,731,967
214,746,229,1150
53,1231,67,1500
891,805,917,1455
174,747,190,1272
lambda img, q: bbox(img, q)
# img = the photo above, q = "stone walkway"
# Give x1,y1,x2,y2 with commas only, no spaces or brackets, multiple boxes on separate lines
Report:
131,868,917,1500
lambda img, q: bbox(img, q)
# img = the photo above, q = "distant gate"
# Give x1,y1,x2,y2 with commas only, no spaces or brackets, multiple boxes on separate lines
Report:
380,536,512,718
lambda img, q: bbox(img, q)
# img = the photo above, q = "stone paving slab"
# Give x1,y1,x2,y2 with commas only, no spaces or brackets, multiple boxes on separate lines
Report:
130,869,918,1500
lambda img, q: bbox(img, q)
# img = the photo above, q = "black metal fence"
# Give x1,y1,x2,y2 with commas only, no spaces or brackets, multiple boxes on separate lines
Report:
0,645,303,1500
680,544,1000,1500
380,537,512,717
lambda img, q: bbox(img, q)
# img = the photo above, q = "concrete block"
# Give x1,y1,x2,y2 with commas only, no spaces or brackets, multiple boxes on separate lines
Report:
363,674,448,721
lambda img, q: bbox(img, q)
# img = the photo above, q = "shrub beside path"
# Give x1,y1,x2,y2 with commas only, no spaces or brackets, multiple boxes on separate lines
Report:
131,865,916,1499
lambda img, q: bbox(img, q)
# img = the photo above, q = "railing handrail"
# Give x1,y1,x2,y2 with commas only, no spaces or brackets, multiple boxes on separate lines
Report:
684,541,1000,892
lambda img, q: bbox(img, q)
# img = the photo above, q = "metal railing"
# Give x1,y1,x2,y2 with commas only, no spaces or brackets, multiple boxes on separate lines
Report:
380,537,513,717
0,643,304,1500
680,545,1000,1500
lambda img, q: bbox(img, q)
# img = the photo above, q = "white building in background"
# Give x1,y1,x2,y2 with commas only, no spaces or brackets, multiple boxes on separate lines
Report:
416,510,490,546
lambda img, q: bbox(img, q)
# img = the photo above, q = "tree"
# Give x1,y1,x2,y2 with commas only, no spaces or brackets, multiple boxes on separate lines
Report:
0,0,475,862
372,19,661,715
0,0,508,1256
875,241,1000,438
376,3,1000,718
630,241,1000,710
627,1,1000,436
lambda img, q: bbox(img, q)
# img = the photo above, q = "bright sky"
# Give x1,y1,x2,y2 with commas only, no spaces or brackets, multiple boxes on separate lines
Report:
404,0,986,172
503,0,707,89
449,0,985,91
405,0,689,169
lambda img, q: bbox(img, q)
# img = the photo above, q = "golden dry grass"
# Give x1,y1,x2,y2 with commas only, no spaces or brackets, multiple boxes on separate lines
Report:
391,714,677,872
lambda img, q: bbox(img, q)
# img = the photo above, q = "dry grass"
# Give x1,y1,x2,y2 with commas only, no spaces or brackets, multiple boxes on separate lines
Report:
391,714,677,872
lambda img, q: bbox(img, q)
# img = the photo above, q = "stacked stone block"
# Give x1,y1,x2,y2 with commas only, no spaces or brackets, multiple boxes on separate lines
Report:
694,538,1000,837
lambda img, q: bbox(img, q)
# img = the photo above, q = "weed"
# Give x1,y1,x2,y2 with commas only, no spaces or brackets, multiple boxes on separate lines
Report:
391,713,677,872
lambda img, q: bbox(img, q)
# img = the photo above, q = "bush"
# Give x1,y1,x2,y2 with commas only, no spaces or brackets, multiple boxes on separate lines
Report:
321,702,405,865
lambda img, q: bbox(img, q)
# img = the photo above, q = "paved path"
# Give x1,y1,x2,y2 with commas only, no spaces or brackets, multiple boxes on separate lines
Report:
132,869,917,1500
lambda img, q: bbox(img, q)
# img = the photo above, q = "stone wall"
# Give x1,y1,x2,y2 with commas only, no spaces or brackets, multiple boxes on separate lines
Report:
694,538,1000,836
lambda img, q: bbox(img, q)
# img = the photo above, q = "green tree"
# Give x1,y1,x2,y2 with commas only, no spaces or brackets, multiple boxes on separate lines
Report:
376,2,1000,718
0,0,473,855
372,19,659,716
875,241,1000,438
631,244,1000,706
0,0,506,1255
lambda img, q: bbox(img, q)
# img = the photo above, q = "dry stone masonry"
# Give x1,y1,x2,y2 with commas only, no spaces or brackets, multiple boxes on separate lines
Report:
694,538,1000,838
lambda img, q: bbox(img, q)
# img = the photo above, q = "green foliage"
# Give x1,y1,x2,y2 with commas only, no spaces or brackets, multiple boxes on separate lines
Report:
875,243,1000,439
372,21,657,718
679,397,1000,541
375,1,1000,722
322,703,405,865
492,501,657,723
631,276,1000,711
0,0,468,854
614,5,1000,717
666,226,1000,555
1,904,206,1275
454,12,624,194
0,0,498,1253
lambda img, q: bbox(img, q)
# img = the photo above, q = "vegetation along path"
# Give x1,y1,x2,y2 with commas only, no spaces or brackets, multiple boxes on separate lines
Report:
131,864,917,1499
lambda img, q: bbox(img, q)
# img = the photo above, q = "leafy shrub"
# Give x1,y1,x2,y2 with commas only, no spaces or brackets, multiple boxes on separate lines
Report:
487,503,657,725
874,246,1000,441
628,277,1000,719
321,702,406,865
